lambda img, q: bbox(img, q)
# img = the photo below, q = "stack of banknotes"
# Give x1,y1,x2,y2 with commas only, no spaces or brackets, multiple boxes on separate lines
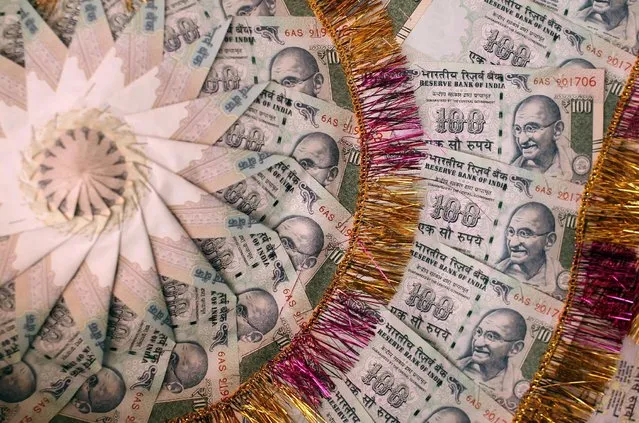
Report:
0,0,635,422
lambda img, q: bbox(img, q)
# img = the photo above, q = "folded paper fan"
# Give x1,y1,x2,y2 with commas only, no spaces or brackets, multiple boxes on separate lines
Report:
0,0,364,421
0,0,429,421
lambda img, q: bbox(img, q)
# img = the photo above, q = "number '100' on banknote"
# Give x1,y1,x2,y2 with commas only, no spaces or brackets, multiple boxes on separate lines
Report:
408,59,605,176
388,239,563,412
349,309,513,423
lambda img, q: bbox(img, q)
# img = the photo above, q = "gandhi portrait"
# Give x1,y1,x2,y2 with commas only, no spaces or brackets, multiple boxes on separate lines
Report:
421,407,471,423
223,0,276,16
0,361,36,403
457,309,526,398
292,132,340,186
269,47,324,97
237,288,279,343
163,342,209,394
73,366,126,414
275,215,325,270
511,95,577,179
496,202,567,294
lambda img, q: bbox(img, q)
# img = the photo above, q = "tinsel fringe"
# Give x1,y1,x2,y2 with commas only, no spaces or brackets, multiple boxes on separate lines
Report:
514,56,639,422
173,0,425,421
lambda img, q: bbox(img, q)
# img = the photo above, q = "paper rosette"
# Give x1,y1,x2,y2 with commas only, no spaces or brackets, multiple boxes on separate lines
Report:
0,0,424,420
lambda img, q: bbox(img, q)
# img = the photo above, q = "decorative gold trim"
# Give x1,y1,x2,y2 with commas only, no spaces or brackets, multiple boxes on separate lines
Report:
173,0,425,421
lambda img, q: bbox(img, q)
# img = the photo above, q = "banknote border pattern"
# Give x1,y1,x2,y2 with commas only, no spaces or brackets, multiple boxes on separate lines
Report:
514,42,639,423
171,0,426,421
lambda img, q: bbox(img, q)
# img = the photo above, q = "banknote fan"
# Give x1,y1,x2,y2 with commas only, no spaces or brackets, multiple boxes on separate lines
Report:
0,0,427,421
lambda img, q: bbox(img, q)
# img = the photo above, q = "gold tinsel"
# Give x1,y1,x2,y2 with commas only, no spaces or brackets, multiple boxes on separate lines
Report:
171,0,425,421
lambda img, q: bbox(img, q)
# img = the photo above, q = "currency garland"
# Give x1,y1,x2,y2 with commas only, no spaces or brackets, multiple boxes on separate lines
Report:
2,0,639,422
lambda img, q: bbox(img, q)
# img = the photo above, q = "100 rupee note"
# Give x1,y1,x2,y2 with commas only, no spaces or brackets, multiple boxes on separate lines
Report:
419,148,582,301
409,59,605,172
401,0,634,128
388,241,564,412
201,16,351,108
349,308,513,422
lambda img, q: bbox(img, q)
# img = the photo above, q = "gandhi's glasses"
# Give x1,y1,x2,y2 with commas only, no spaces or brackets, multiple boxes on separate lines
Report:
164,352,185,393
298,158,335,171
237,303,262,334
506,227,551,239
513,120,558,137
277,72,318,88
237,0,265,15
473,327,519,343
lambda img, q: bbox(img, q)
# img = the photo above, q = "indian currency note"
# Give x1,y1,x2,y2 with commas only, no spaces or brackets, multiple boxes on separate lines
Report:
388,241,564,412
124,85,360,212
159,175,312,381
589,337,639,423
201,16,352,109
0,0,24,66
30,0,80,47
349,308,513,423
419,148,581,301
135,189,239,421
0,226,120,423
409,60,605,178
533,0,639,55
55,210,175,423
212,82,361,209
318,378,374,423
401,0,635,129
105,17,231,115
